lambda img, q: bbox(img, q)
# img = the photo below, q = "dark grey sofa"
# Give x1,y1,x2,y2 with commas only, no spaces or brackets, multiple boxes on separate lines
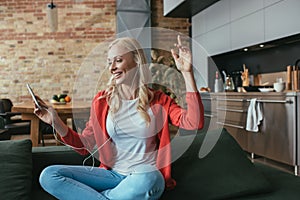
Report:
2,128,300,200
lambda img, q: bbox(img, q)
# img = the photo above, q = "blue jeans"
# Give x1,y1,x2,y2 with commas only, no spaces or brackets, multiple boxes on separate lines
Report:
39,165,165,200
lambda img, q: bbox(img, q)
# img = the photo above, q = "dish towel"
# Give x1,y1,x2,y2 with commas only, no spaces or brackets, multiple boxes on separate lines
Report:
246,98,263,132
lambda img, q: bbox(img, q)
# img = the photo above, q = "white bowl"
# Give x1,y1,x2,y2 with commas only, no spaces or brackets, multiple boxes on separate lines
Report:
273,82,285,92
258,88,274,92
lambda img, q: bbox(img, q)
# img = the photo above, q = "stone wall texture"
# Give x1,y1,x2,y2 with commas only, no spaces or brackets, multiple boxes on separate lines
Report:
0,0,190,103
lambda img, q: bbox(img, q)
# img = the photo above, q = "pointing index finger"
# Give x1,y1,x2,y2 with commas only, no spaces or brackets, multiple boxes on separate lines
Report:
177,35,182,46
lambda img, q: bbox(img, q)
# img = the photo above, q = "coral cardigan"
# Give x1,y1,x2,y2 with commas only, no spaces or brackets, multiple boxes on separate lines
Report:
62,90,204,190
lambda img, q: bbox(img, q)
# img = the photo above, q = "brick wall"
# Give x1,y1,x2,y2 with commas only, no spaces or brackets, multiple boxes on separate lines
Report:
151,0,190,35
0,0,190,103
151,0,190,61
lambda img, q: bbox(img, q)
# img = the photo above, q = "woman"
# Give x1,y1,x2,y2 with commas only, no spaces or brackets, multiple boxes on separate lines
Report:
34,35,204,200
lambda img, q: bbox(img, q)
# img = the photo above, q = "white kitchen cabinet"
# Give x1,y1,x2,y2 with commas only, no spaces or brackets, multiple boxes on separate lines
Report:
192,0,300,55
264,0,283,7
193,34,206,52
205,0,230,32
230,0,264,21
192,10,206,37
189,0,300,53
231,10,264,50
192,35,209,86
205,25,231,56
265,0,300,41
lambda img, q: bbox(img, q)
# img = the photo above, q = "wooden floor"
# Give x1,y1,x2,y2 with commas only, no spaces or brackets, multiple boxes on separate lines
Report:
248,153,296,176
10,134,30,141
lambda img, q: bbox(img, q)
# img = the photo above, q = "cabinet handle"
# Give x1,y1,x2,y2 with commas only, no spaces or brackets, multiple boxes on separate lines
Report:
216,98,244,102
216,107,246,113
216,98,293,104
246,99,293,104
217,122,245,129
204,114,214,118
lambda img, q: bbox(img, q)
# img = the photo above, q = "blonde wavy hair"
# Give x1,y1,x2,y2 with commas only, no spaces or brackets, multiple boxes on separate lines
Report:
102,37,154,125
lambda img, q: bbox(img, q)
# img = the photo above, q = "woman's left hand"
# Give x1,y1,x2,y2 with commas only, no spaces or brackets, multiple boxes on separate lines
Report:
171,35,192,73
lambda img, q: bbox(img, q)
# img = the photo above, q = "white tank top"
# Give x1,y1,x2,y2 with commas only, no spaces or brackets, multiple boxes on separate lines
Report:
106,98,158,175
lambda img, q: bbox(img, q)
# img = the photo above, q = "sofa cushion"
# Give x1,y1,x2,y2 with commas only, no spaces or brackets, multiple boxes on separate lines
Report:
31,145,98,189
31,145,100,200
162,128,272,200
232,163,300,199
0,139,32,200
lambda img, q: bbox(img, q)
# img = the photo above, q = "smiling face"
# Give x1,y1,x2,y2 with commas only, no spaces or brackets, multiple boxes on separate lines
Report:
107,43,138,85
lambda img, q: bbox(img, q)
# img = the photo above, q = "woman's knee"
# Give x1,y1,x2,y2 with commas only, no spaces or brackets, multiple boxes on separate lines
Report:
39,165,64,191
101,170,165,200
139,170,164,186
128,171,165,199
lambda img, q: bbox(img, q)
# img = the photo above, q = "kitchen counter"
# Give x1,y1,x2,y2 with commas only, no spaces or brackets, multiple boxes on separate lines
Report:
200,91,300,175
202,91,299,96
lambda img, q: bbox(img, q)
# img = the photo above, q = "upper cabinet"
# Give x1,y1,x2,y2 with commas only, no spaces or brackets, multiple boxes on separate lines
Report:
204,25,231,55
231,10,264,50
191,0,300,56
205,0,230,32
264,0,283,7
265,0,300,41
192,11,206,35
230,0,264,21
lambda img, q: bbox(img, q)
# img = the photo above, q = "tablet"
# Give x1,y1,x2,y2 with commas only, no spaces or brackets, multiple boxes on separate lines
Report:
26,83,43,110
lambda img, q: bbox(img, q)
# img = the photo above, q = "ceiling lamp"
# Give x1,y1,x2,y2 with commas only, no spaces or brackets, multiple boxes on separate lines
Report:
46,0,58,32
